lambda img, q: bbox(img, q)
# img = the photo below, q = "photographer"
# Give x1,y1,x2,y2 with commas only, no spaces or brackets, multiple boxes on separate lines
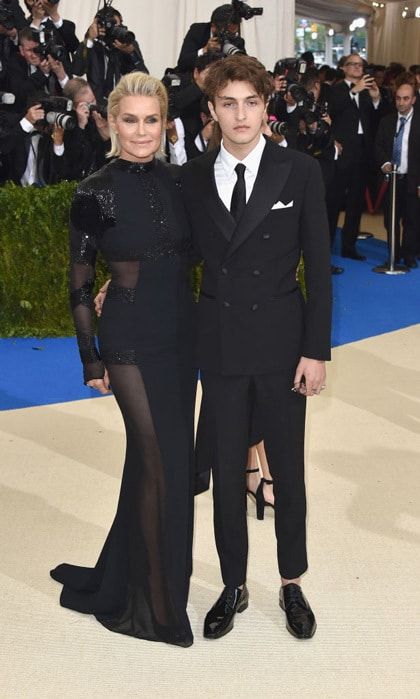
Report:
24,0,79,60
0,94,68,184
328,53,381,260
177,3,245,73
295,69,344,274
6,26,72,111
62,77,110,180
72,6,148,103
0,0,26,86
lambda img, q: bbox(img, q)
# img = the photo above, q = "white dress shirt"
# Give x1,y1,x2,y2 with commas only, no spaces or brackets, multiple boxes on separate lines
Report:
167,117,187,166
396,109,413,174
19,117,64,186
345,79,380,135
214,134,266,210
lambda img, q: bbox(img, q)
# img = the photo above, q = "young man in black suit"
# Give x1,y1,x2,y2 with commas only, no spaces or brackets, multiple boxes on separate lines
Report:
181,55,332,640
177,4,245,73
328,54,381,260
375,81,420,268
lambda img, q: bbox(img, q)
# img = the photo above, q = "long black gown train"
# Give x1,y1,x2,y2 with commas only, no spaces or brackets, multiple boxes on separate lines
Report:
50,157,196,648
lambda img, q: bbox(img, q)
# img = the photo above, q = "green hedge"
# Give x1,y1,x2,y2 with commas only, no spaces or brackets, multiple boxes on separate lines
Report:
0,182,304,338
0,181,109,337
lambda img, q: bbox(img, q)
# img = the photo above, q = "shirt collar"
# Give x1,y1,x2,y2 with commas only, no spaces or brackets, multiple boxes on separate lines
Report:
398,108,413,121
219,134,266,179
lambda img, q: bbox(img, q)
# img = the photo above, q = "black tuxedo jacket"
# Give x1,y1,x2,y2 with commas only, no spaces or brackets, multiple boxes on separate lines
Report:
0,121,67,184
72,40,148,102
176,22,245,73
180,138,332,375
6,53,71,111
375,110,420,195
329,81,379,162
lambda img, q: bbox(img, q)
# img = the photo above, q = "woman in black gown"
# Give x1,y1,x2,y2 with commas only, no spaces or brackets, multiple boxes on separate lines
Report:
50,73,196,648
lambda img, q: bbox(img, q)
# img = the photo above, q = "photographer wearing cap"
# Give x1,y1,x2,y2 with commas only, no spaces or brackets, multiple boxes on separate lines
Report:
72,6,148,103
177,4,245,73
24,0,79,61
6,26,71,112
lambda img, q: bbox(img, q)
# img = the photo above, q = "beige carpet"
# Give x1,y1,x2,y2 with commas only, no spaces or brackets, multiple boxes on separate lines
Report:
1,326,419,698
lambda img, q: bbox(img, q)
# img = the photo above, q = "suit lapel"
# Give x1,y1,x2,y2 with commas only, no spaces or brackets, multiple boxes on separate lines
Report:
224,139,292,259
195,149,236,242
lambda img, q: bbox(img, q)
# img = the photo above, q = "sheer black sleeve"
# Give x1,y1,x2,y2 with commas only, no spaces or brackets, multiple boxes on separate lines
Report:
69,186,104,384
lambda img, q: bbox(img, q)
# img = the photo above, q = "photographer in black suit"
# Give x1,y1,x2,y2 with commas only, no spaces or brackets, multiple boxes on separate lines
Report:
62,77,110,180
0,0,27,88
6,26,72,112
24,0,79,60
177,4,245,73
375,81,420,268
72,6,148,103
329,54,381,260
181,55,331,641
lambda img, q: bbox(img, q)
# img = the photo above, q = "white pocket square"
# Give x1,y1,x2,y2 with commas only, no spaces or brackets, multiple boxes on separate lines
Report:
271,200,294,210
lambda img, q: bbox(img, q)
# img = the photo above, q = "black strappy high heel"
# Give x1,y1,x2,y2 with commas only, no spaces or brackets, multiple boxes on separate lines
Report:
246,467,260,501
255,478,274,520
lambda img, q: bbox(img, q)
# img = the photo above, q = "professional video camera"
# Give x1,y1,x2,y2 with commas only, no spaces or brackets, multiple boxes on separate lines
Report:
0,0,15,30
39,96,76,131
32,29,66,61
95,6,135,47
231,0,263,21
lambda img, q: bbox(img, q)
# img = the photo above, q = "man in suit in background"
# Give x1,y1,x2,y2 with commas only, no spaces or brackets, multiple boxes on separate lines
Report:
375,81,420,268
181,55,332,641
177,4,245,73
329,54,381,260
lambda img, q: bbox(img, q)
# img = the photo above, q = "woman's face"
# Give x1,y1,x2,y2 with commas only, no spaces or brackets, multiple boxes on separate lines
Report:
110,95,164,162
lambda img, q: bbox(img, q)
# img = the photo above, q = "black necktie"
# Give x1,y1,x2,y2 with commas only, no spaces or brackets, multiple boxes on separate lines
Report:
230,163,246,223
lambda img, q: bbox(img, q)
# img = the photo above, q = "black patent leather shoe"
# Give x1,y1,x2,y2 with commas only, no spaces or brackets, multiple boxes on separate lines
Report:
204,585,249,639
341,250,366,261
279,584,316,639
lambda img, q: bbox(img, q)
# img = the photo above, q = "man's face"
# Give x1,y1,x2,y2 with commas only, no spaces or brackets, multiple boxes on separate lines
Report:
343,54,364,82
19,38,41,66
75,86,96,108
395,85,416,116
374,70,385,87
208,80,266,152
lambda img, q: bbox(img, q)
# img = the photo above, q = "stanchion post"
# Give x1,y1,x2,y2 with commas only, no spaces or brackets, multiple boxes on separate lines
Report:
372,164,409,275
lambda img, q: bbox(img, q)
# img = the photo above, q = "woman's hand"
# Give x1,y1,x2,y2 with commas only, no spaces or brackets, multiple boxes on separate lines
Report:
87,368,111,394
293,357,326,396
94,279,111,317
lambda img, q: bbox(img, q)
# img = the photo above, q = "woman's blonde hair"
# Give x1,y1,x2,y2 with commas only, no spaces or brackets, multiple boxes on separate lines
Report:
107,72,168,158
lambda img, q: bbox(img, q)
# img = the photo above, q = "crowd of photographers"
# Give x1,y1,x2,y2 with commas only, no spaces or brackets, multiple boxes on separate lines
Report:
0,1,419,267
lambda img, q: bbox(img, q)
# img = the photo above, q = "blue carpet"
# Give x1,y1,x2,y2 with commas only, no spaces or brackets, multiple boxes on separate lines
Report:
1,235,419,410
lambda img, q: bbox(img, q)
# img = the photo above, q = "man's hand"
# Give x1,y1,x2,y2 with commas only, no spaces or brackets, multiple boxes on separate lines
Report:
87,19,100,41
94,279,111,317
91,109,110,140
113,39,135,54
334,140,343,156
30,0,45,23
52,125,64,146
42,0,60,22
273,74,287,93
25,104,44,125
204,36,221,54
351,75,380,101
201,118,214,142
48,56,66,81
284,90,296,107
87,368,112,395
39,57,50,74
381,162,392,174
293,357,326,396
75,101,90,129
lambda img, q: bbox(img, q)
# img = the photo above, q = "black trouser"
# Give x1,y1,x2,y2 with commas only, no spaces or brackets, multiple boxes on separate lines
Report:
200,370,308,587
383,175,419,260
330,137,368,253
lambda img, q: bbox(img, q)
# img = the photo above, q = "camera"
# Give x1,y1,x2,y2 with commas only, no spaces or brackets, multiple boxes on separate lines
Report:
268,120,288,137
214,28,245,57
40,96,76,131
88,102,108,120
231,1,263,22
161,69,191,121
274,58,307,86
0,0,15,30
290,86,330,138
96,8,135,47
32,30,66,61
